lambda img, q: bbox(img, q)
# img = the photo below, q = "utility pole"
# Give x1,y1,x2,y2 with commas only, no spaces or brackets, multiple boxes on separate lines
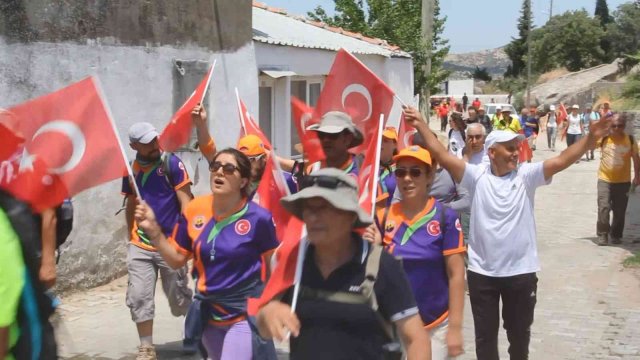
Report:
526,0,532,107
549,0,553,21
421,0,434,123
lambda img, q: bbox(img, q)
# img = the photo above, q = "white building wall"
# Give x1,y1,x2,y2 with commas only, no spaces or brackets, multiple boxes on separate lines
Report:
254,43,414,155
0,38,258,290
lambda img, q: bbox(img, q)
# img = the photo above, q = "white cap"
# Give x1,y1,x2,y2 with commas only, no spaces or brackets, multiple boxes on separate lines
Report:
484,130,525,150
571,104,580,109
549,105,556,111
128,122,159,144
495,106,502,111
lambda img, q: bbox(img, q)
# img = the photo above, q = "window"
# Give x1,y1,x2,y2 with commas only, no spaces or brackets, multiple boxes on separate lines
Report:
290,80,307,152
259,86,273,144
172,59,211,151
309,82,321,107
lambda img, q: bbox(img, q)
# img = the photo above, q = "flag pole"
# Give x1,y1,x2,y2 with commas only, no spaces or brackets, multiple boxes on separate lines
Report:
235,87,247,135
290,228,308,313
200,59,217,104
369,114,385,216
92,76,142,200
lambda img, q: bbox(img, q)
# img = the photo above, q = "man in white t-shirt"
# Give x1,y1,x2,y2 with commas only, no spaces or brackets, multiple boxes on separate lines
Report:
402,106,612,360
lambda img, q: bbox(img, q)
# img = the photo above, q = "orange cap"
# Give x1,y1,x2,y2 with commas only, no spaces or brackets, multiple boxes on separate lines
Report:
236,134,266,156
382,127,398,141
393,145,432,166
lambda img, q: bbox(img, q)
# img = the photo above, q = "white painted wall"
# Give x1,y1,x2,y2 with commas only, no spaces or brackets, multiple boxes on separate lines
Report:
446,79,475,96
0,38,258,290
254,43,414,154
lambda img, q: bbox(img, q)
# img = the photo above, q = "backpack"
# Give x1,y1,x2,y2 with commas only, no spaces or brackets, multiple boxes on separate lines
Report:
0,190,58,359
55,198,73,249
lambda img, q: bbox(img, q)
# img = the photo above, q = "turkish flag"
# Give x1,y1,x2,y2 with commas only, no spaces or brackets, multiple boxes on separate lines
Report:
255,152,293,242
159,62,215,152
247,216,305,316
357,115,383,216
291,97,325,164
1,77,127,212
314,49,394,153
397,112,416,151
518,130,533,163
236,90,272,149
0,109,24,160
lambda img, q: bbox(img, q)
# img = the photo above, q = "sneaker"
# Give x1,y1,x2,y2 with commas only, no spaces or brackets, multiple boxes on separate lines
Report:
610,237,622,245
595,234,608,246
136,345,157,360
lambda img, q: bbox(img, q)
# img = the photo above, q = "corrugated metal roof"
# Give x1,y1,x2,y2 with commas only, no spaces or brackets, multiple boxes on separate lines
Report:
252,5,411,58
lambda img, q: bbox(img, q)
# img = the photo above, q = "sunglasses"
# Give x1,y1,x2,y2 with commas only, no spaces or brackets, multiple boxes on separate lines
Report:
300,175,356,191
317,131,345,140
611,124,625,129
395,167,426,178
209,161,240,175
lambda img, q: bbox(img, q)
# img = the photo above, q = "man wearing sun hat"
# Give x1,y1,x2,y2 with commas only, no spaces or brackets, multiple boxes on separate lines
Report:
403,105,613,360
255,168,430,359
307,111,364,177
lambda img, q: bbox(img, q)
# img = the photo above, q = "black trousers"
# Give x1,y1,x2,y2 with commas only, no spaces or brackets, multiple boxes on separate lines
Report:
468,271,538,360
440,115,448,132
597,180,631,239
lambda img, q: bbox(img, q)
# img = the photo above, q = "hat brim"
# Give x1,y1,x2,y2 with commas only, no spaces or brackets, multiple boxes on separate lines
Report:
136,131,159,144
393,153,432,167
308,124,364,148
280,187,372,228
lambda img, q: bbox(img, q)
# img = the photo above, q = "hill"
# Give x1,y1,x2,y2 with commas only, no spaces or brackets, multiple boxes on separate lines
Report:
443,47,511,77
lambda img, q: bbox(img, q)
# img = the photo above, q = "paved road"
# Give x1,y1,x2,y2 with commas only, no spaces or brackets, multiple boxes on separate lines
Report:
58,129,640,359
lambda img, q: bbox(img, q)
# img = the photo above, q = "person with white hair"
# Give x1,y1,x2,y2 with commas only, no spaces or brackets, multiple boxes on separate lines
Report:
565,105,583,153
401,105,612,360
463,123,486,165
544,105,559,151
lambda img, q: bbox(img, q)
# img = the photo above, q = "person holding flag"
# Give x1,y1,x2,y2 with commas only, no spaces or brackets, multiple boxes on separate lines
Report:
255,168,430,360
134,148,279,359
121,122,194,359
402,105,613,360
376,127,399,207
373,146,466,359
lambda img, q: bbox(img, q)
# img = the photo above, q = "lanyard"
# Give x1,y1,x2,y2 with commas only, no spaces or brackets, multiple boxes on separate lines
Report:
207,204,249,244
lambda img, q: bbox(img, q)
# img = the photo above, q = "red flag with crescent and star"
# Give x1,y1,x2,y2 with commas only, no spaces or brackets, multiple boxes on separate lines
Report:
159,61,215,152
247,216,305,316
255,151,293,242
314,49,394,153
397,112,416,151
0,77,127,212
236,90,272,150
291,96,325,164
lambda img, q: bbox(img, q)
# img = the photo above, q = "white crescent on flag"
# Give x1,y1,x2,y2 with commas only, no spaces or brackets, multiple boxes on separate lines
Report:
28,120,87,174
403,129,417,149
341,83,372,122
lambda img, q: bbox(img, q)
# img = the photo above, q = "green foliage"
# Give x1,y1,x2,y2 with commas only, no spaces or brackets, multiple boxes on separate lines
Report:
595,0,612,25
530,10,606,72
473,66,492,82
307,0,450,96
623,251,640,268
606,2,640,59
504,0,532,77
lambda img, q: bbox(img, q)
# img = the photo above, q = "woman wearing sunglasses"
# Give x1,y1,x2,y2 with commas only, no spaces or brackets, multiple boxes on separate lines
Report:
375,146,466,359
134,148,279,359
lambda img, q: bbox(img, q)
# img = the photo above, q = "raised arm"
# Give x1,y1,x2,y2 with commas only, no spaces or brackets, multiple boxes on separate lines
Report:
192,103,216,163
403,106,466,183
543,115,612,179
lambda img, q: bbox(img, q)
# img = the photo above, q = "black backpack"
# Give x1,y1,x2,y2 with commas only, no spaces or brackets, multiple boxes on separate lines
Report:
55,198,73,249
0,190,58,359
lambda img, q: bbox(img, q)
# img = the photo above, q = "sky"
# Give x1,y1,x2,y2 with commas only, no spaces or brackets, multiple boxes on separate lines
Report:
265,0,629,53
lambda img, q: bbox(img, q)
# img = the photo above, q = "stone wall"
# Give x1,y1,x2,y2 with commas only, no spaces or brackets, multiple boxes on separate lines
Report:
0,0,257,292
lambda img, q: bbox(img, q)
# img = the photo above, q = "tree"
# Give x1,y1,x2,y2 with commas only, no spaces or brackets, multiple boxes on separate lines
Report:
530,10,606,72
473,66,493,82
504,0,532,77
595,0,613,60
606,2,640,59
308,0,450,96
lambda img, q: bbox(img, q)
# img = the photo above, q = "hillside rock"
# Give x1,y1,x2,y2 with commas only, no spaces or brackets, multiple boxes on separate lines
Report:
530,59,622,106
444,47,510,76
